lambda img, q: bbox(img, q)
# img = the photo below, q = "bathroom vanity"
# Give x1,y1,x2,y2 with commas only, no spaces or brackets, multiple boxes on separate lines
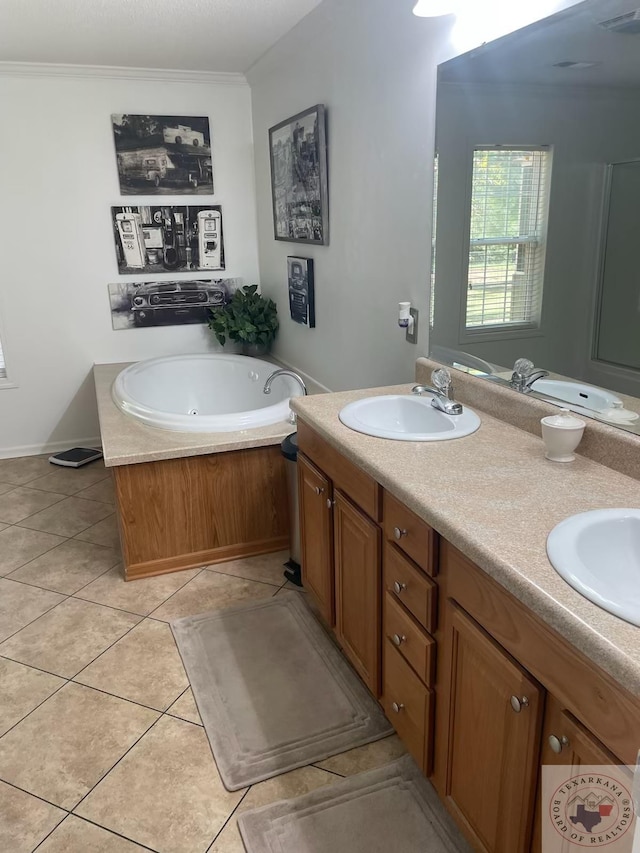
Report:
292,383,640,853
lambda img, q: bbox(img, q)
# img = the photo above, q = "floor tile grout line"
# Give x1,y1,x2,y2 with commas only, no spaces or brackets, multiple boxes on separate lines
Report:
0,527,72,574
206,785,253,852
0,487,70,526
67,612,148,680
29,811,68,852
0,775,72,814
50,813,162,853
0,674,70,742
205,566,291,588
0,592,70,647
14,509,116,539
3,557,120,597
71,714,164,816
144,566,210,619
310,763,347,778
69,679,177,716
0,652,72,682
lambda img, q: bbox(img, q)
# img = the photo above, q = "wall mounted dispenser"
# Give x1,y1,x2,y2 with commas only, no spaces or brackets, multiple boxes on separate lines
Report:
398,302,419,344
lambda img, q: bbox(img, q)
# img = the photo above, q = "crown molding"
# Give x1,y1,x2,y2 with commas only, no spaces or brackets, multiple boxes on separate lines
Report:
0,61,247,86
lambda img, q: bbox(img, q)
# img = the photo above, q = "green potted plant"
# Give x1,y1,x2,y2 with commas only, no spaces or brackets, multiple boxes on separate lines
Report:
208,285,279,356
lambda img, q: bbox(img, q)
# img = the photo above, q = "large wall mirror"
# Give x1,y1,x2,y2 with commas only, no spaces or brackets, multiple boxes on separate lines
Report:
430,0,640,434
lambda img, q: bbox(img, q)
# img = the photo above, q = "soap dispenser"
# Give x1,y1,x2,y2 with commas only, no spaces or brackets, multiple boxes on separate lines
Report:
540,409,586,463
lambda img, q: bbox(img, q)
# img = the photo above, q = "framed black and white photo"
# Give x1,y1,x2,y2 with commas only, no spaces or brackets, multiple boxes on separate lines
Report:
111,205,224,274
112,114,213,195
269,105,328,245
287,256,315,327
108,279,241,330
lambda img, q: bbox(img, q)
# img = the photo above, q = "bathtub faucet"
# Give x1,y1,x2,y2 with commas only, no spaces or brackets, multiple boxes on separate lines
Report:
263,369,307,425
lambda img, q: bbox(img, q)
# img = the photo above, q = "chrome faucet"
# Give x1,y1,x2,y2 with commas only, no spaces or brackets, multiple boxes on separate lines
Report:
510,358,549,393
412,368,463,416
263,369,308,424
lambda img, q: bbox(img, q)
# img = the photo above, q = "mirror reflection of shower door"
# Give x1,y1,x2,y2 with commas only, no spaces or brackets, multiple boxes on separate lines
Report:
595,161,640,371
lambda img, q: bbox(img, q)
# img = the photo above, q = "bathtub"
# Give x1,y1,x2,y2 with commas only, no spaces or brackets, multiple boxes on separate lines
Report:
112,354,302,432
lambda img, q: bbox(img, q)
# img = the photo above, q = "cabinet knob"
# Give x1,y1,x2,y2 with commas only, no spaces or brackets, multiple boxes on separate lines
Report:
393,581,407,595
510,695,530,713
393,527,408,540
548,734,570,754
391,701,405,713
314,486,325,496
326,498,335,509
392,633,407,646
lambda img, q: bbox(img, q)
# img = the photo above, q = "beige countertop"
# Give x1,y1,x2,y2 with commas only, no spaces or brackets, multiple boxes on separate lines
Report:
291,384,640,697
94,363,294,467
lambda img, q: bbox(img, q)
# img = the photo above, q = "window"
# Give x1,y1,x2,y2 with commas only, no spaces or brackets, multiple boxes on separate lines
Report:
0,339,6,380
465,146,551,331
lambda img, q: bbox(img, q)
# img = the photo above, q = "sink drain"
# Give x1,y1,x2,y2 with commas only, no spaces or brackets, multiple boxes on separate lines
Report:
188,409,199,416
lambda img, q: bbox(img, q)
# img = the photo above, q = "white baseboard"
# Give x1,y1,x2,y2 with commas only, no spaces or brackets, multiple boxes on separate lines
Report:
0,436,103,460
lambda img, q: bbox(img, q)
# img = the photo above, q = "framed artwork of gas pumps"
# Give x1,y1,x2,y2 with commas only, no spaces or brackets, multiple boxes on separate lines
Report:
111,205,225,274
287,256,315,327
112,114,213,195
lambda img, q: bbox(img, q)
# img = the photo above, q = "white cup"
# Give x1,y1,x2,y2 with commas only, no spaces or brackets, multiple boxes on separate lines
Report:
541,409,586,463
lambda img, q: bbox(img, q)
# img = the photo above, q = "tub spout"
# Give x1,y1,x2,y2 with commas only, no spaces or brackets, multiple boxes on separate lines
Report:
263,370,307,425
263,369,308,397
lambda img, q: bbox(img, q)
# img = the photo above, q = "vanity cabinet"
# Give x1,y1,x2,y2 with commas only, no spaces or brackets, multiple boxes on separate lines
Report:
296,420,640,853
438,600,544,853
297,422,382,696
297,453,334,625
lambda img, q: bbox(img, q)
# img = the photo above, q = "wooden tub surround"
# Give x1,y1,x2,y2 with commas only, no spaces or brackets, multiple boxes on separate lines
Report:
114,445,289,580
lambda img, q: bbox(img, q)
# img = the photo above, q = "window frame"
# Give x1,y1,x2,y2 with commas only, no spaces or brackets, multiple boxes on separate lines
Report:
0,298,16,389
457,142,552,344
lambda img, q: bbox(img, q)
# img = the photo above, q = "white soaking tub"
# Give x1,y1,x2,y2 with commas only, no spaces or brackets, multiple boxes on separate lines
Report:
112,354,302,433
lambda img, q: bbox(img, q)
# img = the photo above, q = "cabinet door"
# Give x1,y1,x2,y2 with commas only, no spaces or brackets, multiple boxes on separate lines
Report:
334,490,382,695
441,603,544,853
530,696,626,853
298,453,334,625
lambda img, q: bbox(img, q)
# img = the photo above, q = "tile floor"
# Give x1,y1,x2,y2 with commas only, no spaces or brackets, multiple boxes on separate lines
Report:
0,454,406,853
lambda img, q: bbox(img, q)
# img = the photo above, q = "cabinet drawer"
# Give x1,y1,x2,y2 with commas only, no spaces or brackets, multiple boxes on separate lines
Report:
384,592,435,687
384,543,437,633
383,491,437,576
382,641,433,774
298,420,381,520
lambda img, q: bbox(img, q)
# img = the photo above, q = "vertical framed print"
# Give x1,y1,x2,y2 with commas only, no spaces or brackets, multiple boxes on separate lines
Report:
288,257,315,327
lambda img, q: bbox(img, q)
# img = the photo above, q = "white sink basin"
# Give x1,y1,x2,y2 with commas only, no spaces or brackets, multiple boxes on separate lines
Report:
531,379,621,412
339,394,481,441
547,508,640,626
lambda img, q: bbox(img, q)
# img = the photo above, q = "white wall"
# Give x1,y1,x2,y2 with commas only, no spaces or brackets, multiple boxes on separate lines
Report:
0,68,259,457
431,82,640,393
247,0,454,392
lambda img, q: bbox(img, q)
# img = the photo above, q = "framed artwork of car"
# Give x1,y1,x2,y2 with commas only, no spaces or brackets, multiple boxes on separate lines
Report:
269,105,328,245
112,114,213,195
107,279,242,330
287,256,315,327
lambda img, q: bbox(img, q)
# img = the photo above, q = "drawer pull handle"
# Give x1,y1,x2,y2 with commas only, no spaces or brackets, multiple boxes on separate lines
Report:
393,581,407,595
548,734,570,754
510,695,530,713
392,633,407,646
314,486,325,496
391,702,405,713
393,527,408,540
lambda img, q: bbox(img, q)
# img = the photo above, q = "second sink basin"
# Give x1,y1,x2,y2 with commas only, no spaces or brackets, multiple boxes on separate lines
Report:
339,394,481,441
547,508,640,627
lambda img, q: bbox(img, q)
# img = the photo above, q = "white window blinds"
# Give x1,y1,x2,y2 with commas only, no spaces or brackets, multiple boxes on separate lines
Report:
465,146,551,330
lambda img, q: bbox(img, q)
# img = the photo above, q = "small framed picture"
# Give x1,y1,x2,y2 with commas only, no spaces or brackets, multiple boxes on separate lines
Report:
269,105,328,245
287,257,315,327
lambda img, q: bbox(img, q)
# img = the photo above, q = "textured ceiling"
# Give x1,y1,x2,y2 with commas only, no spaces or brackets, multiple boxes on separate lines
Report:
0,0,323,73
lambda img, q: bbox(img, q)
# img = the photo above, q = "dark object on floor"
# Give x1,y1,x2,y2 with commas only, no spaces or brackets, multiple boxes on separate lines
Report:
49,448,104,468
283,558,302,586
171,594,392,790
238,755,471,853
281,432,301,570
